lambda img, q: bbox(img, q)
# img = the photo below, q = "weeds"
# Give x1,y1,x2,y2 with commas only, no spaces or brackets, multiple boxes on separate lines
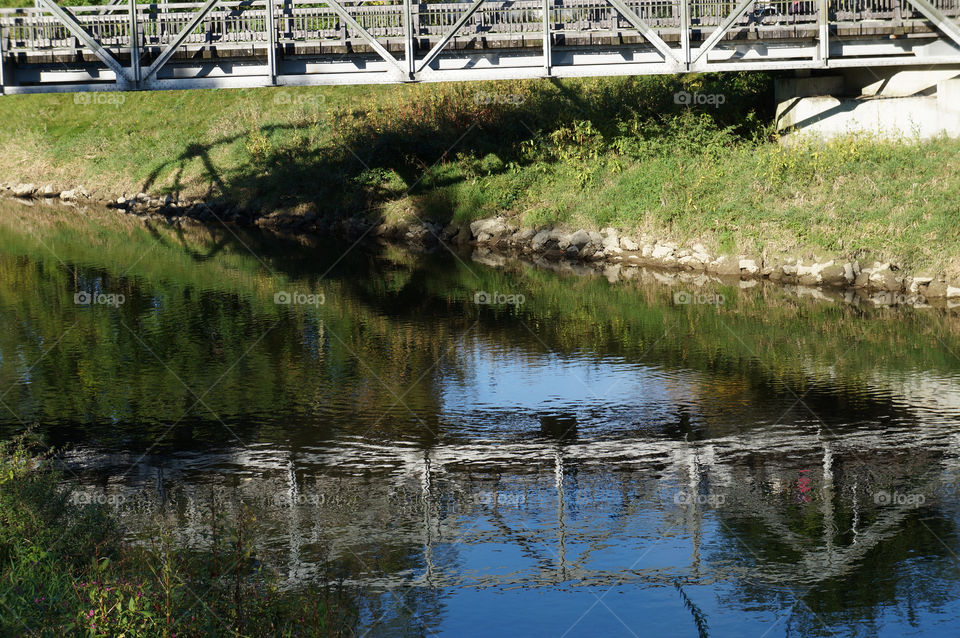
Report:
0,432,359,637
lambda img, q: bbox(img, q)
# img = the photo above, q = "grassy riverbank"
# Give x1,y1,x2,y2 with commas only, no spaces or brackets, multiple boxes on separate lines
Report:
2,75,960,272
0,433,358,636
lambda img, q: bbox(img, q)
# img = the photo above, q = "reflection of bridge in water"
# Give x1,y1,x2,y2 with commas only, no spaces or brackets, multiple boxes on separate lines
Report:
68,392,960,595
2,0,960,93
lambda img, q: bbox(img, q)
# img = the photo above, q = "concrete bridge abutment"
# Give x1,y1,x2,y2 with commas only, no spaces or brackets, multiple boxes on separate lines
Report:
775,66,960,140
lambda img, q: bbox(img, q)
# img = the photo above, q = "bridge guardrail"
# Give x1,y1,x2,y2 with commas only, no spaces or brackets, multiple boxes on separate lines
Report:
3,0,958,57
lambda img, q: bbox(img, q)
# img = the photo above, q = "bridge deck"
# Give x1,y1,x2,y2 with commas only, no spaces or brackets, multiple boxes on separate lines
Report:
1,0,959,93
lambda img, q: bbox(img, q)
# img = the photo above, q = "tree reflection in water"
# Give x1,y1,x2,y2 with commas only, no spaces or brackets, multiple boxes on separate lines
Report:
2,201,960,635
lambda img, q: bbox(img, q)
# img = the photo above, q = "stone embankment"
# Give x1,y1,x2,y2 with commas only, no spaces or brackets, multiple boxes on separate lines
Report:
3,183,955,301
3,182,268,225
450,217,955,301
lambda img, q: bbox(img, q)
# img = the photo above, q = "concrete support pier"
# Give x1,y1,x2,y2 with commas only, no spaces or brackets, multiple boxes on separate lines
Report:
776,67,960,140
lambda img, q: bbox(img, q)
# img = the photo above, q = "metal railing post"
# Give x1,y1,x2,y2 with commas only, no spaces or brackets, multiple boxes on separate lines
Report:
0,21,6,93
266,0,277,83
403,0,415,80
129,0,141,87
818,0,829,64
543,0,552,74
680,0,690,70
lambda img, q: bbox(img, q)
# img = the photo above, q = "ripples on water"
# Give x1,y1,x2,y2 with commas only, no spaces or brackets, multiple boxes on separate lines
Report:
2,203,960,636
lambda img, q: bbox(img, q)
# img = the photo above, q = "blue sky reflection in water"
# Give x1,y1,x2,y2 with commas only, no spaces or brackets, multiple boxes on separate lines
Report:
2,204,960,636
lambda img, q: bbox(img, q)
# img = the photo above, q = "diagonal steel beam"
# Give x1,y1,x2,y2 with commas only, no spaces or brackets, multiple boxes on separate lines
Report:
416,0,485,73
36,0,130,83
324,0,405,76
691,0,754,64
606,0,680,64
143,0,220,82
905,0,960,49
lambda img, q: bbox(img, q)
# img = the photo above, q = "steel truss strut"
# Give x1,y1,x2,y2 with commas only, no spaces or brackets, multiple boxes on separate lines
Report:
323,0,406,78
905,0,960,48
416,0,486,73
691,0,754,64
143,0,220,83
606,0,681,65
36,0,131,84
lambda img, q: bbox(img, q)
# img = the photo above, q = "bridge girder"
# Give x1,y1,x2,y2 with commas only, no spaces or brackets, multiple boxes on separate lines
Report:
2,0,960,93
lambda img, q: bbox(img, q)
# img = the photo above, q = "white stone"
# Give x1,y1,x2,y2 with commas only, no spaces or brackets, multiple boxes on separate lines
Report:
620,237,640,251
739,258,760,275
678,255,705,270
470,217,511,237
12,183,35,197
601,230,620,252
795,261,818,277
867,262,891,281
692,250,711,263
531,230,552,251
843,262,856,282
651,244,674,260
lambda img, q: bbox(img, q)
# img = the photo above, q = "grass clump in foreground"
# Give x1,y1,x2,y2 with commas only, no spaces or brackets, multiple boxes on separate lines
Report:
1,73,960,272
0,432,358,637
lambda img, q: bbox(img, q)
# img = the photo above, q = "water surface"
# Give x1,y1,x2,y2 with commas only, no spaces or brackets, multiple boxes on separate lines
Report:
2,201,960,636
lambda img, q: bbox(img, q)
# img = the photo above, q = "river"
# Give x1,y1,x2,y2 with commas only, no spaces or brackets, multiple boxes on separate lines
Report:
2,200,960,636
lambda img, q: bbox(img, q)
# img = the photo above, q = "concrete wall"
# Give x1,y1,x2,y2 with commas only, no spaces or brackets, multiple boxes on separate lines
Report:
776,69,960,140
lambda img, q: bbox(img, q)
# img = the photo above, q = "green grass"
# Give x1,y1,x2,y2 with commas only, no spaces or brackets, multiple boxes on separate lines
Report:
2,74,960,273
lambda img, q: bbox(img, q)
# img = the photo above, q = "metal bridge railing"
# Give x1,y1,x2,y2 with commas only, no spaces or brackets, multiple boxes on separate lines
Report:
1,0,959,57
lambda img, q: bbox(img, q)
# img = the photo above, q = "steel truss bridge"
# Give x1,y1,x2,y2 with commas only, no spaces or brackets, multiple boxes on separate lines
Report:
1,0,960,94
